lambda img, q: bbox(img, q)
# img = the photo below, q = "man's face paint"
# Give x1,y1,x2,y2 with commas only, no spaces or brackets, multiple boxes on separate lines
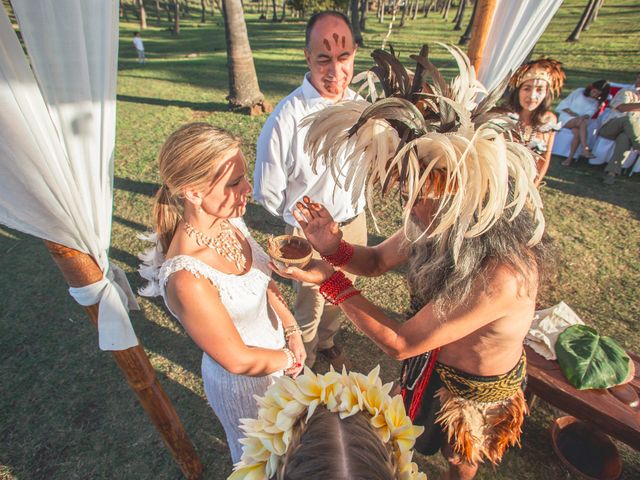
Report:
304,17,357,102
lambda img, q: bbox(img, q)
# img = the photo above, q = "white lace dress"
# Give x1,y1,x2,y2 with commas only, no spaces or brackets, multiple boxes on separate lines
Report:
142,217,284,463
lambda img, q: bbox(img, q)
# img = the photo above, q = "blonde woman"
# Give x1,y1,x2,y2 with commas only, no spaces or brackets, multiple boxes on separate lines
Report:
139,122,305,462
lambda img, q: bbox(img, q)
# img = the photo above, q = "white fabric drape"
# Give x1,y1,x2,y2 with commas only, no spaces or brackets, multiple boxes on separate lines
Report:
478,0,564,93
0,1,139,350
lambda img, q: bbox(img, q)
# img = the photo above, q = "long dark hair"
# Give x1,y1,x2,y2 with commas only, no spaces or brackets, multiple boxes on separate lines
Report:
583,79,610,104
407,181,550,317
506,86,553,128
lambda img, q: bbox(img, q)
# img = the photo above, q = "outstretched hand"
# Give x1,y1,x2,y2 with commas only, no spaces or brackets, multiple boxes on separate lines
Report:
293,196,342,256
269,259,335,286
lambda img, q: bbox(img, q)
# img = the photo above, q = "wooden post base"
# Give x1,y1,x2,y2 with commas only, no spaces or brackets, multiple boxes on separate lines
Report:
44,241,203,479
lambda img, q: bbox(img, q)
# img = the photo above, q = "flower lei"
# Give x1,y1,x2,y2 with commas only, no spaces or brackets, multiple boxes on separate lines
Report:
228,366,427,480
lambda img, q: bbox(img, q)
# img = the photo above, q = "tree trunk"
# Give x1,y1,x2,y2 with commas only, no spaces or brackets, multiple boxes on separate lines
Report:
567,0,598,42
121,3,130,21
173,1,180,34
350,0,364,45
442,0,452,20
584,0,604,30
378,0,385,23
200,0,206,21
400,0,409,26
271,0,277,21
221,0,270,113
155,0,162,23
166,1,173,22
458,0,477,45
424,0,435,17
453,0,466,30
44,241,203,480
360,0,367,31
183,0,190,14
138,0,148,29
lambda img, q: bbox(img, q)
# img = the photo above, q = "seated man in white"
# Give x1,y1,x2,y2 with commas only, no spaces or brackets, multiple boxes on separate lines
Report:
599,73,640,184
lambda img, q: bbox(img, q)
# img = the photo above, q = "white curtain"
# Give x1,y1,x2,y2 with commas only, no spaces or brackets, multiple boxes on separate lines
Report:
0,0,139,350
478,0,564,93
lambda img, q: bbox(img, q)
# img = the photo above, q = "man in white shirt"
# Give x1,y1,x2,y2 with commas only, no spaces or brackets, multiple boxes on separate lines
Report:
600,73,640,183
253,11,366,368
133,32,145,64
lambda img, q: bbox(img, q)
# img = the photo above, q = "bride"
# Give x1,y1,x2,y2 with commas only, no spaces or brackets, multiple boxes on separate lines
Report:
139,122,305,462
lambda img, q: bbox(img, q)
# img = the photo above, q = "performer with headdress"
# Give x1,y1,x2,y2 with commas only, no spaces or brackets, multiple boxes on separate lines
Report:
271,44,548,480
506,58,565,185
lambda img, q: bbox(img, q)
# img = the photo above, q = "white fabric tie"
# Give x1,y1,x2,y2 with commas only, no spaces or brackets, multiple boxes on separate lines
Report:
69,262,140,351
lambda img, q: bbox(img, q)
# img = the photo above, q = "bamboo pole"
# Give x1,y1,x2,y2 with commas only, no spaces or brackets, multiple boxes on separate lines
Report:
44,240,203,480
466,0,497,74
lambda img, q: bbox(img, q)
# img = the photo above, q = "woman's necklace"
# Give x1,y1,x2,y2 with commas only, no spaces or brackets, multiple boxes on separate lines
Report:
517,121,534,144
184,220,246,272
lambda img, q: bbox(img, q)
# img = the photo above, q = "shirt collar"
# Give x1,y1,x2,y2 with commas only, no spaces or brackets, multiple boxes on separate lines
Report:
302,73,356,105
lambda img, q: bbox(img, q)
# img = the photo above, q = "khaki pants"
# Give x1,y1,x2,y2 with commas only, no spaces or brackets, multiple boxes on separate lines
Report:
599,115,640,175
285,212,367,367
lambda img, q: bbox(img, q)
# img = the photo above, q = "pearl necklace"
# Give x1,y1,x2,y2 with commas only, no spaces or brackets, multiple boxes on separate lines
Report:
184,220,246,272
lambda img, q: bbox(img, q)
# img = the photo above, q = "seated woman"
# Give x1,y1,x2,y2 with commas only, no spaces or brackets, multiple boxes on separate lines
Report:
506,58,565,185
230,367,426,480
139,122,305,463
556,79,610,165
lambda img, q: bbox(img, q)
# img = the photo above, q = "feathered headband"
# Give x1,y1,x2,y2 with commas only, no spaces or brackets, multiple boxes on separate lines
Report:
302,43,545,262
509,58,565,99
228,366,426,480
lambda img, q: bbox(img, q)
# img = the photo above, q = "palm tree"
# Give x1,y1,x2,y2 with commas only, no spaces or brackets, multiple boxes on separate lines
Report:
221,0,271,113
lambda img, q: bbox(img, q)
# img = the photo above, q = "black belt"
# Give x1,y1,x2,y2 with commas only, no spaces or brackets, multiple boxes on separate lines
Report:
338,214,359,227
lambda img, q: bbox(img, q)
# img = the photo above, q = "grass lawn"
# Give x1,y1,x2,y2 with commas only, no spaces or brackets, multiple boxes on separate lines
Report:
1,1,639,479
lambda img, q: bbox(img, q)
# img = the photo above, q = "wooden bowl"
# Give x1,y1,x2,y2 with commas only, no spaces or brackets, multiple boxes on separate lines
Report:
550,416,622,480
267,235,313,270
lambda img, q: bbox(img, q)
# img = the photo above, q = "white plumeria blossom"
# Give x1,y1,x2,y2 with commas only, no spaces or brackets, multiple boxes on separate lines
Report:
228,366,427,480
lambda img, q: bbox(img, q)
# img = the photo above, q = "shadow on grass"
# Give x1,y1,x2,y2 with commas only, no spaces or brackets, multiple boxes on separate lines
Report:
114,177,160,197
544,156,640,219
117,94,228,112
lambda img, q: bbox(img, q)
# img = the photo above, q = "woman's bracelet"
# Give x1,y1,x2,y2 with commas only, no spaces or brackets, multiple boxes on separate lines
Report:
284,324,302,340
282,347,296,370
321,240,354,267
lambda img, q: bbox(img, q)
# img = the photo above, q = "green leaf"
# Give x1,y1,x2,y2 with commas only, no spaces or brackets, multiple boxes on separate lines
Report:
556,325,630,390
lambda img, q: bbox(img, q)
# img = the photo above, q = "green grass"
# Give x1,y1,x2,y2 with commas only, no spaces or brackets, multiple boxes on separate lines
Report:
1,1,639,479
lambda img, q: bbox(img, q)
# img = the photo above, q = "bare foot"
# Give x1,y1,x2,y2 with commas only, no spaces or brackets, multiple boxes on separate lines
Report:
561,158,572,166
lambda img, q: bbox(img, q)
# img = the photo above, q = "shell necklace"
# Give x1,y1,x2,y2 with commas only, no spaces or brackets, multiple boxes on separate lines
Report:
184,220,246,272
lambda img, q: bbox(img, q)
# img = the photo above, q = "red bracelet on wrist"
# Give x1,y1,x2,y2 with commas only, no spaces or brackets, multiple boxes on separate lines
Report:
321,240,354,267
335,288,361,305
319,271,356,305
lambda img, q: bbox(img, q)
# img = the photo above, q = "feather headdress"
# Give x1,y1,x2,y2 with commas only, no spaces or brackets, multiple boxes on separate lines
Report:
508,58,565,99
302,44,544,262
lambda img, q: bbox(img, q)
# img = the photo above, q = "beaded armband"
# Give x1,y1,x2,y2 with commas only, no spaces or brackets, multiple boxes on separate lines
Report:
321,240,354,267
284,324,302,340
319,271,361,305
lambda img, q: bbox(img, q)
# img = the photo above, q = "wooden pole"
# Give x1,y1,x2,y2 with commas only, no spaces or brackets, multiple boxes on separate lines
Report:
44,240,203,480
466,0,497,74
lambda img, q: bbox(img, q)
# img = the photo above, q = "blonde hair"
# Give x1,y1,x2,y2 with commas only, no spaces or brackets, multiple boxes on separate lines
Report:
153,122,241,252
276,406,395,480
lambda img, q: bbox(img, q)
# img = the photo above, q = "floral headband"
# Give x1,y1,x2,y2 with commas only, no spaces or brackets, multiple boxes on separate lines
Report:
228,366,426,480
509,58,566,99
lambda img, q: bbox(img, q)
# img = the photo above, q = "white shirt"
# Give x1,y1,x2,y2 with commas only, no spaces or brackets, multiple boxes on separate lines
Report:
604,86,640,123
253,74,366,227
133,37,144,51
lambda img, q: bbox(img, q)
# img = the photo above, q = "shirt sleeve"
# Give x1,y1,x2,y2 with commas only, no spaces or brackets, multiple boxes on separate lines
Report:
610,89,632,111
253,113,290,217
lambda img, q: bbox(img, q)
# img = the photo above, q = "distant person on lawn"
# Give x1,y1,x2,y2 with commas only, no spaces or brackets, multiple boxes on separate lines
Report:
253,11,366,370
601,72,640,184
132,31,146,64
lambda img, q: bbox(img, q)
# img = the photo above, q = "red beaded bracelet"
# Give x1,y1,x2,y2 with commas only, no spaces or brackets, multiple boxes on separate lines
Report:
335,288,361,305
321,240,354,267
319,271,355,305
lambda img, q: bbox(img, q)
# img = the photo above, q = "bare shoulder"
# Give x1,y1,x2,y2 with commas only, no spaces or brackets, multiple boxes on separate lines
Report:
483,262,537,301
541,111,557,124
166,270,220,313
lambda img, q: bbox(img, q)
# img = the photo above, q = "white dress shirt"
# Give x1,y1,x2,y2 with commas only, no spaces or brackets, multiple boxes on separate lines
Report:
253,74,366,227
